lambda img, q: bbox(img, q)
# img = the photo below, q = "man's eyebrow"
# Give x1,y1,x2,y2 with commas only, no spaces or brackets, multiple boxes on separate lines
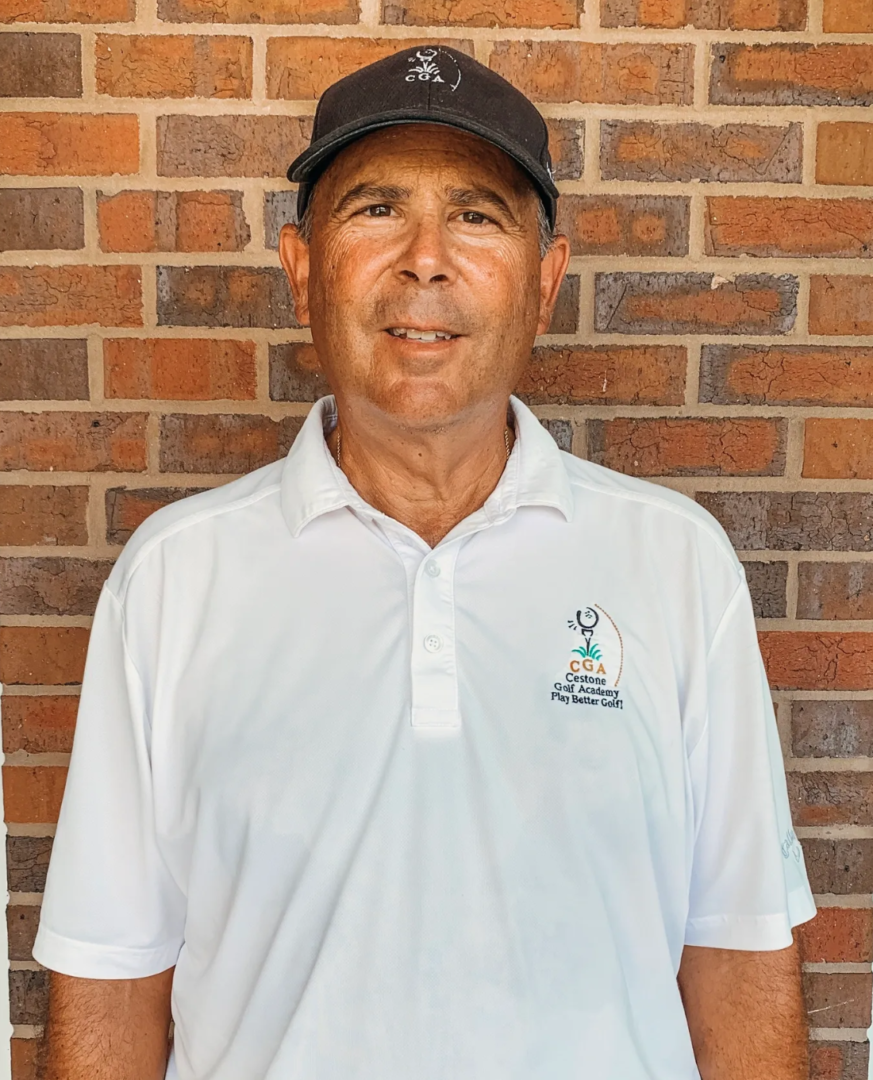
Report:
331,183,411,217
446,187,518,223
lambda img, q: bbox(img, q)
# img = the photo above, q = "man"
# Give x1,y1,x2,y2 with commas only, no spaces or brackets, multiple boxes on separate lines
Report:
34,46,816,1079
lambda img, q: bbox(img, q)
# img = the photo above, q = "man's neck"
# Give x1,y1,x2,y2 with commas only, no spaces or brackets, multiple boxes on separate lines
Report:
327,404,515,549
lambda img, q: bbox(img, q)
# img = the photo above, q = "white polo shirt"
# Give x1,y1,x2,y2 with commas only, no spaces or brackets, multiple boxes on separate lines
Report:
34,394,816,1080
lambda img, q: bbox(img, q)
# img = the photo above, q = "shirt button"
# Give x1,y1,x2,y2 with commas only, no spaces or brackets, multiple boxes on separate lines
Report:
425,561,441,578
424,634,443,653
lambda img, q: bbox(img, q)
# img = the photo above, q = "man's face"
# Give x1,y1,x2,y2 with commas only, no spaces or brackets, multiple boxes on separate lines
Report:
279,123,570,433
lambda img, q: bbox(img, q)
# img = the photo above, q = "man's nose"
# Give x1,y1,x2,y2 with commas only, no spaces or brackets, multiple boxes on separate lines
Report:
394,214,455,285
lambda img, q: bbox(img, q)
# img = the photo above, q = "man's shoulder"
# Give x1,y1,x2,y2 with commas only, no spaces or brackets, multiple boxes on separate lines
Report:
559,451,740,571
108,458,286,600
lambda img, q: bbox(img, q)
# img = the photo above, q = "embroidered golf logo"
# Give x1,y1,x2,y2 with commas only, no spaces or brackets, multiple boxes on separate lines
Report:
405,49,462,91
552,605,625,711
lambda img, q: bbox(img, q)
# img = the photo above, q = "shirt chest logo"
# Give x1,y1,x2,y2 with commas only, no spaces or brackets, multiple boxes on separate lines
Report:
551,605,626,712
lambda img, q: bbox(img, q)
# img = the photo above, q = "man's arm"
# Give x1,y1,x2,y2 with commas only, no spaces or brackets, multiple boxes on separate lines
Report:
677,938,808,1079
45,968,175,1080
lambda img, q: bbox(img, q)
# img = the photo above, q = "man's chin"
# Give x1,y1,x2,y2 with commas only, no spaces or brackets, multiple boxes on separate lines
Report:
364,379,476,431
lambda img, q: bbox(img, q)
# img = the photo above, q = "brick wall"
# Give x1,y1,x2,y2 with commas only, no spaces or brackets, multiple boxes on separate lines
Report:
1,0,872,1075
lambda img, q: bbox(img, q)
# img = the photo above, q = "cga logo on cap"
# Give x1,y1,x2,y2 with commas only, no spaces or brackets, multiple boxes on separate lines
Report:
405,48,462,91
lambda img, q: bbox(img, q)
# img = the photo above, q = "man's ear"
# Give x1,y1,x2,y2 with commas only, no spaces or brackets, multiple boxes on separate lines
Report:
278,222,311,327
536,233,571,336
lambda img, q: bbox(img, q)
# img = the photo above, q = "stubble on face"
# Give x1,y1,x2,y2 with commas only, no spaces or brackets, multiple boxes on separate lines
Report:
299,124,550,436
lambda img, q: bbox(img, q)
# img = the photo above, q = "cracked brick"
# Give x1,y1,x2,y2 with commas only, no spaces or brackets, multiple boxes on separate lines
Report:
157,114,310,177
0,112,139,176
810,276,873,335
1,0,133,19
96,34,252,99
707,197,873,258
759,631,873,691
516,345,686,405
0,557,112,616
742,560,787,618
6,835,53,893
0,266,141,327
383,0,580,27
696,491,873,551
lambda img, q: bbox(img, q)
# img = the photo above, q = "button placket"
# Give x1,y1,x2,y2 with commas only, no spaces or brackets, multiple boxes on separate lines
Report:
410,544,462,732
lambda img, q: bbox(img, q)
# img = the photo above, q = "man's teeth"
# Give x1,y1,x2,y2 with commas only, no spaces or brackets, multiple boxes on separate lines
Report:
388,328,454,341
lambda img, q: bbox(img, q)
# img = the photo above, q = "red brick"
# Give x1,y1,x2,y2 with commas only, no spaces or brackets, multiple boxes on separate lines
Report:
798,908,873,963
798,564,873,621
0,32,82,97
515,346,686,406
158,0,357,21
383,0,578,27
0,265,141,328
0,626,89,685
823,0,873,31
802,973,872,1028
0,411,147,472
157,114,310,177
588,417,785,476
0,486,88,546
706,197,873,258
601,121,802,183
790,771,873,827
105,485,206,544
810,276,873,336
804,419,873,479
266,37,472,99
595,272,798,336
810,1042,869,1080
3,766,67,823
759,631,873,690
98,190,250,252
2,695,78,754
0,557,111,616
0,0,132,20
105,338,256,400
0,339,89,401
11,1038,43,1080
8,905,41,961
557,195,689,257
160,413,302,473
817,124,873,186
0,113,139,177
711,44,873,107
96,34,252,99
601,0,806,27
489,41,693,105
699,345,873,407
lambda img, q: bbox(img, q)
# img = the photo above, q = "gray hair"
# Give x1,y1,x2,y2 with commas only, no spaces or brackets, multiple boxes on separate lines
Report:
294,191,556,258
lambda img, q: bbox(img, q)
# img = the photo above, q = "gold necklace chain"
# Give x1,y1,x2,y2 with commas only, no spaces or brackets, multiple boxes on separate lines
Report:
335,425,512,469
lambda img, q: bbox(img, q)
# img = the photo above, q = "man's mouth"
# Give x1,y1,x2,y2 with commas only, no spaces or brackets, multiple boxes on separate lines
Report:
386,327,458,342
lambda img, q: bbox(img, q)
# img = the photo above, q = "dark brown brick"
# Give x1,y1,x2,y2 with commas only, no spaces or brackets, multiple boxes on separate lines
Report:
516,345,686,406
0,33,81,97
601,0,807,28
711,44,873,107
9,969,48,1026
0,486,88,546
810,1042,869,1080
550,275,580,334
264,189,298,249
3,694,78,754
589,417,785,477
557,195,689,257
600,121,802,183
697,492,873,551
801,838,873,894
790,771,873,825
539,418,573,453
158,0,358,20
157,114,311,177
0,558,112,616
0,189,83,251
159,413,303,473
547,119,584,180
7,836,52,895
699,345,873,407
595,272,798,335
802,972,872,1028
8,905,40,962
0,412,147,472
793,700,873,758
157,266,297,329
0,339,88,400
105,486,208,544
798,562,873,620
742,560,787,618
269,344,331,402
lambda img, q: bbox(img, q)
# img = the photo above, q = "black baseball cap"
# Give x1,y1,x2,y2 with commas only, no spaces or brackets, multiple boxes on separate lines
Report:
287,45,559,229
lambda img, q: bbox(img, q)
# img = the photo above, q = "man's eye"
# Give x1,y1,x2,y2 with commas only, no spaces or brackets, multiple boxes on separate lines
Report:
363,205,392,217
461,211,491,225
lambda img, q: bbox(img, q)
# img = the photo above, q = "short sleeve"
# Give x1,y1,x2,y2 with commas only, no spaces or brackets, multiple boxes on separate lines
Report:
684,575,817,951
32,585,186,979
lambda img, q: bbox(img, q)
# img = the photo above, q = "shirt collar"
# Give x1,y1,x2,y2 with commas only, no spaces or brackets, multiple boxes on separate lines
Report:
280,394,574,539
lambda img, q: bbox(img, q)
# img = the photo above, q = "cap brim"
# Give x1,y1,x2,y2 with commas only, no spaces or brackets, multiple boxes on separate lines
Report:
287,110,559,224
